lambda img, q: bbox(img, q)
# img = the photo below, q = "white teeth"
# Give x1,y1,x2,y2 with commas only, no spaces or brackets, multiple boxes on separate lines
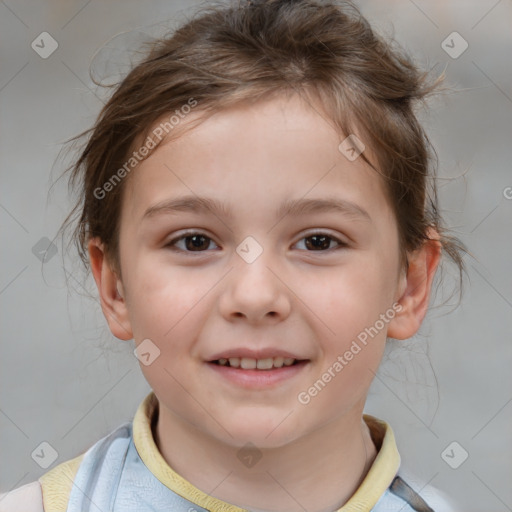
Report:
217,356,297,369
256,358,273,370
228,357,240,368
240,357,257,369
273,356,284,368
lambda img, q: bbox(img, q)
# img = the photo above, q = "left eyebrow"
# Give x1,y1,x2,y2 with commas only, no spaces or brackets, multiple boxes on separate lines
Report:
275,196,371,222
142,195,371,223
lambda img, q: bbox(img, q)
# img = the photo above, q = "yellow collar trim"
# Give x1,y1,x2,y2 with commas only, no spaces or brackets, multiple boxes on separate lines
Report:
133,391,400,512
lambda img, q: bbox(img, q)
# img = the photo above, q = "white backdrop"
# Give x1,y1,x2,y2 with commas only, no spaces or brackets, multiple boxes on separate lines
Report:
1,1,511,510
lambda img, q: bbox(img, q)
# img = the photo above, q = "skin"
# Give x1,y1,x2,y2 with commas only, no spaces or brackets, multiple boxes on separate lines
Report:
89,92,441,512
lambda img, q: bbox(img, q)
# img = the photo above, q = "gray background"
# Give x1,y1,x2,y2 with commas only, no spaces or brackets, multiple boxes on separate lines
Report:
1,0,511,510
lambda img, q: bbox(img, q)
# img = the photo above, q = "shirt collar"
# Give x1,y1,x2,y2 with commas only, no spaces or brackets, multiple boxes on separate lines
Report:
133,391,400,512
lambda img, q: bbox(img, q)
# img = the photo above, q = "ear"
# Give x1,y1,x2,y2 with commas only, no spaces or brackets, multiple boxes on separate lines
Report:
387,229,442,340
88,237,133,341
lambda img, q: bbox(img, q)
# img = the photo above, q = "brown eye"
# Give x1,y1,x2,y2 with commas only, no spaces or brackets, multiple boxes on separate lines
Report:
166,232,219,252
295,232,346,252
183,235,211,251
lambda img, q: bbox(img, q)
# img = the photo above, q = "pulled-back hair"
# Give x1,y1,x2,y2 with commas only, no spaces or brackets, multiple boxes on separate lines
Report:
58,0,466,293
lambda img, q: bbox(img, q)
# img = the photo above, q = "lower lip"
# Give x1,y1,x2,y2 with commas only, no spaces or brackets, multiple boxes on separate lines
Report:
207,361,309,388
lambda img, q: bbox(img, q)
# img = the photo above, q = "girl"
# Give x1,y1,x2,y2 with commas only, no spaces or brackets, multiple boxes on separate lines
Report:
1,0,466,510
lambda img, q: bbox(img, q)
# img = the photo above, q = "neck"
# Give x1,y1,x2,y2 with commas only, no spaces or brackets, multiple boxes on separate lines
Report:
154,405,377,512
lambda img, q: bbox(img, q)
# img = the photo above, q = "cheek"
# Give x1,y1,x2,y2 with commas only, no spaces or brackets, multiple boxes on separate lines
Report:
296,333,386,421
123,257,208,341
309,258,397,333
299,274,390,415
125,263,207,393
306,255,397,395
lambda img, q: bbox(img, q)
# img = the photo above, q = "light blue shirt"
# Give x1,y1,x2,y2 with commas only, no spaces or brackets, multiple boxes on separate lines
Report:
65,422,440,512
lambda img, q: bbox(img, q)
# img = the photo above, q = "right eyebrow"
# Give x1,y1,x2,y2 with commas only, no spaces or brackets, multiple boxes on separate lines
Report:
142,195,234,220
141,194,371,223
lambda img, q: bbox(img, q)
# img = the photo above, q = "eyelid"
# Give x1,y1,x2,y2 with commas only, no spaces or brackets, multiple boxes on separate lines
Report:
297,229,348,243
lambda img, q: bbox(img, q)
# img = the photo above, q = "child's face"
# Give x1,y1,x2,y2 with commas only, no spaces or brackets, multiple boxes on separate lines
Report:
102,93,411,446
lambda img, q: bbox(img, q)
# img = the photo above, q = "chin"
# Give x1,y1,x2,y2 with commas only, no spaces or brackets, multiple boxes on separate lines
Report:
218,413,303,449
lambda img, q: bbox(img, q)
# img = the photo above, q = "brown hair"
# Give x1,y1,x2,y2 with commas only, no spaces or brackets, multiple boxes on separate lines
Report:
58,0,466,296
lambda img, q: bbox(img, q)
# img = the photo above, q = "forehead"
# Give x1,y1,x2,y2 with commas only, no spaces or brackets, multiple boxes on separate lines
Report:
121,93,391,226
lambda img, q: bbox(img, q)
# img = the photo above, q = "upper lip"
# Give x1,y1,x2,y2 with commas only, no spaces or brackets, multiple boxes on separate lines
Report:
208,348,307,362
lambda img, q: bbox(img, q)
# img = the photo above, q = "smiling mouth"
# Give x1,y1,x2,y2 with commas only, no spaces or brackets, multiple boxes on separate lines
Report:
210,357,306,370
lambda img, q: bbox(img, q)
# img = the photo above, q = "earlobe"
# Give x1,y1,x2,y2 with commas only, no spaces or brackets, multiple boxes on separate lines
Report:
387,230,442,340
88,238,133,341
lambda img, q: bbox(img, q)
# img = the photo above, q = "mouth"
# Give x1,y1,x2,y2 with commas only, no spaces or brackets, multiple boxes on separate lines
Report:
210,356,306,370
207,357,309,388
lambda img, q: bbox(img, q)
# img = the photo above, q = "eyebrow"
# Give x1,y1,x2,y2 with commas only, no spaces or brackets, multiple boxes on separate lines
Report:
142,195,371,222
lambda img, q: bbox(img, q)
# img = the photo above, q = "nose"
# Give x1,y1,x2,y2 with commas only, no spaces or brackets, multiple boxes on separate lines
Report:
219,253,292,325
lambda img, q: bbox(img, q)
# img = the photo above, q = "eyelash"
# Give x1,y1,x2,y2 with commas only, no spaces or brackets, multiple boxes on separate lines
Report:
165,230,347,254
